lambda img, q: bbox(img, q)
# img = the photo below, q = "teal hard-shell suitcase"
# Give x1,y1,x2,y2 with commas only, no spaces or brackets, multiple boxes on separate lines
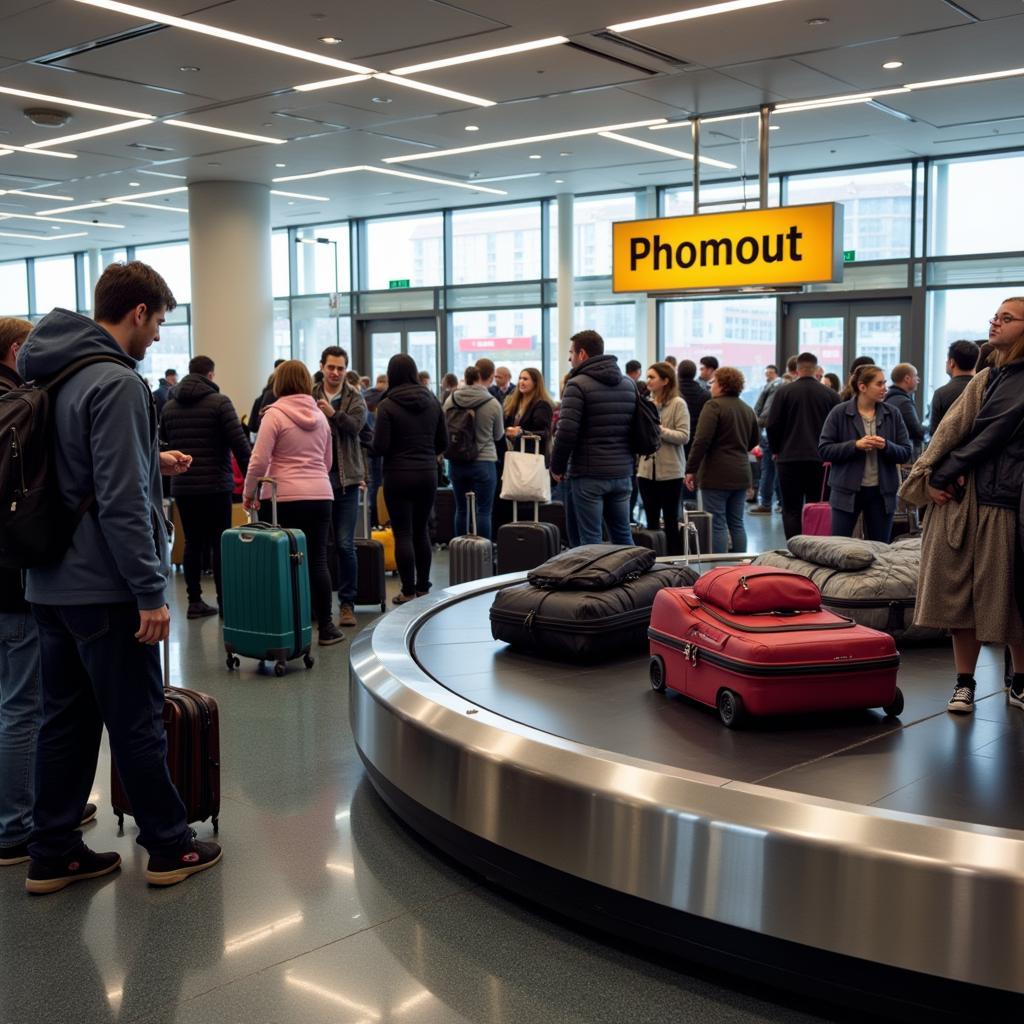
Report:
222,478,314,676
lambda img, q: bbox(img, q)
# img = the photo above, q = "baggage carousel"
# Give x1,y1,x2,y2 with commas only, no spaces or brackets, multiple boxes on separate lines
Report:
349,562,1024,1019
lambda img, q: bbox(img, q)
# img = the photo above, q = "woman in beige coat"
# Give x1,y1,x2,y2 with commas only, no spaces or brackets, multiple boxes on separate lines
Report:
903,298,1024,715
636,362,690,555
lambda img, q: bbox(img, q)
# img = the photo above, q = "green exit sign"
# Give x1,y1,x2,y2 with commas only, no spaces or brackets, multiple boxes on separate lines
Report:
389,278,410,289
843,250,856,263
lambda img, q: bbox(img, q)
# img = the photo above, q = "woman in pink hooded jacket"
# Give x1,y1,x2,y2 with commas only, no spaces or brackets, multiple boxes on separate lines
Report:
243,361,343,646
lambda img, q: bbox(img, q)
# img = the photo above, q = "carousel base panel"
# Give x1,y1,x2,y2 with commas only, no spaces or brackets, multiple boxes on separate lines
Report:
350,575,1024,1019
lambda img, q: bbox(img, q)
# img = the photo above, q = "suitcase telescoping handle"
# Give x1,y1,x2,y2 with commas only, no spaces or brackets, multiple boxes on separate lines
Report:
467,490,478,536
256,476,279,527
162,636,170,689
513,433,543,524
362,485,370,539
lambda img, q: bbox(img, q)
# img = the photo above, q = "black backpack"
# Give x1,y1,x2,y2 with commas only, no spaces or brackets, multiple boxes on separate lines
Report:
444,400,479,462
0,354,123,569
630,391,662,457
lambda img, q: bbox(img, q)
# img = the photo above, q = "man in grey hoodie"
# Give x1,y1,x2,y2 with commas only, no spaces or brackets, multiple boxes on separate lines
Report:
16,261,222,894
443,364,505,539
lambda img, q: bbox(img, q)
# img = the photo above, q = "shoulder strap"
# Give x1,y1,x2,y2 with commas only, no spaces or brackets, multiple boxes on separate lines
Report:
39,353,129,392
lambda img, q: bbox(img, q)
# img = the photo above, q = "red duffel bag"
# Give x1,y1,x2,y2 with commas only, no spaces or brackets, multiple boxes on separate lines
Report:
693,565,821,614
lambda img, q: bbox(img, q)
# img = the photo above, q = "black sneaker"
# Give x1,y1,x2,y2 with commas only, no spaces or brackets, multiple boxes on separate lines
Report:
947,685,975,714
146,833,222,887
25,846,121,894
80,802,97,826
0,840,30,867
187,600,219,619
318,622,345,646
748,505,773,515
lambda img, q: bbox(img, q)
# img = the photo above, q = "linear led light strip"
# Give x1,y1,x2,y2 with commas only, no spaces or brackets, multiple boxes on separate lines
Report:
0,211,123,227
599,131,736,169
0,84,154,120
41,186,186,215
23,118,155,150
610,0,792,33
273,164,507,196
0,142,76,160
295,72,495,106
73,0,374,73
391,36,568,76
0,229,88,240
0,188,74,201
271,190,330,201
382,118,668,164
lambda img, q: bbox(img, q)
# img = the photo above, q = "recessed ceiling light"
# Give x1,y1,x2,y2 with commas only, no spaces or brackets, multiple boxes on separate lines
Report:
275,162,286,167
381,118,668,164
73,1,375,73
179,65,200,72
390,35,568,76
559,151,572,157
129,181,141,186
464,125,480,132
371,96,392,104
610,1,793,33
769,124,780,130
528,154,542,159
319,36,342,45
287,201,294,205
882,60,903,70
554,178,565,183
806,17,829,25
51,225,60,230
208,161,222,166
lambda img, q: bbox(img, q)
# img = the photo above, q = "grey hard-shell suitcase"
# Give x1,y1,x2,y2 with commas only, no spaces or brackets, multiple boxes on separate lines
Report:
355,489,387,612
449,491,494,584
497,494,560,574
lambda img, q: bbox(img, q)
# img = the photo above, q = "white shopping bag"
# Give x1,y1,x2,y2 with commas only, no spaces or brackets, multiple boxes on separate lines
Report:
500,434,551,504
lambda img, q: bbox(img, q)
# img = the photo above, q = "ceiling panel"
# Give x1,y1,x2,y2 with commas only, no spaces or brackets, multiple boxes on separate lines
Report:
188,0,507,64
796,17,1024,90
954,0,1024,16
616,69,777,116
717,58,858,100
880,78,1024,129
0,0,145,61
405,44,652,103
613,0,968,69
434,1,675,37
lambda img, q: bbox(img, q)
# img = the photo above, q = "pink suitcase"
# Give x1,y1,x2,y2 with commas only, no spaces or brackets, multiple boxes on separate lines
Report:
800,462,832,536
647,584,903,728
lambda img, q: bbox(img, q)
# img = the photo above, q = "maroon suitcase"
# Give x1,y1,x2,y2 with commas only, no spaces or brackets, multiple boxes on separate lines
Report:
111,640,220,833
647,583,902,729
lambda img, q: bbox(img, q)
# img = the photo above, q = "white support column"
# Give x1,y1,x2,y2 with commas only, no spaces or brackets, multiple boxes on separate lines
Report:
556,192,574,385
86,249,103,313
187,180,273,412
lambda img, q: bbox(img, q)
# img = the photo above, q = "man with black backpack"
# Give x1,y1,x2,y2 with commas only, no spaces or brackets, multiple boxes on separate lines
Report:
443,364,505,540
551,330,645,547
14,261,222,893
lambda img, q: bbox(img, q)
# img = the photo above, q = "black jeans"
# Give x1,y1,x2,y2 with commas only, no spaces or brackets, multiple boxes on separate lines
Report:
638,477,684,555
383,469,437,597
276,500,334,629
830,486,894,542
29,603,190,859
777,460,827,539
175,492,232,605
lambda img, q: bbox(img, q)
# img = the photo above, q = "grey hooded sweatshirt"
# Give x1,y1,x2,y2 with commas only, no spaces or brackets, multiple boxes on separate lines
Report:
17,308,169,610
443,385,505,461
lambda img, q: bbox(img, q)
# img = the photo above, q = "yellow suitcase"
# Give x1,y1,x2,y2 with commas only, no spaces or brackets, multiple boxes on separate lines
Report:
372,527,397,573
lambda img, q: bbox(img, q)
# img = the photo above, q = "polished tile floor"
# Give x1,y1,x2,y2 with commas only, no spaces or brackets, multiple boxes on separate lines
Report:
1,510,856,1024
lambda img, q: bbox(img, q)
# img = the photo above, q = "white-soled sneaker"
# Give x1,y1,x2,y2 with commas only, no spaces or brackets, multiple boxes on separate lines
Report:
947,685,975,714
1008,686,1024,711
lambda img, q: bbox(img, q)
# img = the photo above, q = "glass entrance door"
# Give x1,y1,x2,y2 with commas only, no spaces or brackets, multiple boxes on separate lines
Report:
784,298,912,384
362,318,438,392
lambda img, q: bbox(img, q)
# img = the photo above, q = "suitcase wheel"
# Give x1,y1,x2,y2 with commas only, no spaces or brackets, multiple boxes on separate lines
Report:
303,654,315,670
716,688,746,729
649,655,666,693
882,687,905,718
274,661,287,678
226,655,240,671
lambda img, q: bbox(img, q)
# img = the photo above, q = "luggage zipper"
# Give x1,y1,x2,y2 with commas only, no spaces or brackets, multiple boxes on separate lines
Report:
700,602,855,633
494,604,653,635
648,628,900,676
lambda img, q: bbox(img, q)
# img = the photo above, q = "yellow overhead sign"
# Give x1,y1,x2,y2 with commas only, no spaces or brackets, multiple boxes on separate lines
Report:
612,203,843,293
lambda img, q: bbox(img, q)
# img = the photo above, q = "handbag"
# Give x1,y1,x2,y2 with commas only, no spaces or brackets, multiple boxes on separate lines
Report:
500,433,551,503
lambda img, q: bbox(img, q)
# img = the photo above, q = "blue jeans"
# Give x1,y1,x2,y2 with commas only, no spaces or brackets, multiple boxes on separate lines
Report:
0,611,41,848
332,485,360,606
758,434,781,507
450,461,497,540
30,603,191,859
830,487,894,542
568,476,633,546
701,488,748,554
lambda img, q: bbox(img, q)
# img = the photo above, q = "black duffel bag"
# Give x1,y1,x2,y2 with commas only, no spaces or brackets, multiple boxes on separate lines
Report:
526,544,655,591
490,564,698,661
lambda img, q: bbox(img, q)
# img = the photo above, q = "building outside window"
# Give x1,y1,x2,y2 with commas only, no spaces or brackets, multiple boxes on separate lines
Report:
366,213,443,290
134,304,192,390
451,204,541,284
134,242,191,304
272,230,291,297
33,255,77,314
294,224,350,295
451,308,542,391
0,261,29,316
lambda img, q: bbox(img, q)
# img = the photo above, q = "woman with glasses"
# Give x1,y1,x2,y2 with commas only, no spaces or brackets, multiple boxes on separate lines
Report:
912,298,1024,715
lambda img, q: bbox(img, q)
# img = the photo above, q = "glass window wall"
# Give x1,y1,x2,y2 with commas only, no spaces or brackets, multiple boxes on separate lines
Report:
451,203,541,284
272,231,291,297
134,305,191,389
450,308,543,390
290,294,352,369
549,192,638,277
294,224,350,295
786,166,912,261
366,213,443,290
134,242,191,303
0,261,29,316
662,296,777,406
661,179,780,217
33,255,77,313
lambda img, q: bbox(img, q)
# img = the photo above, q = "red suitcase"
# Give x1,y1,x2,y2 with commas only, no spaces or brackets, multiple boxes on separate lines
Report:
648,573,903,728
